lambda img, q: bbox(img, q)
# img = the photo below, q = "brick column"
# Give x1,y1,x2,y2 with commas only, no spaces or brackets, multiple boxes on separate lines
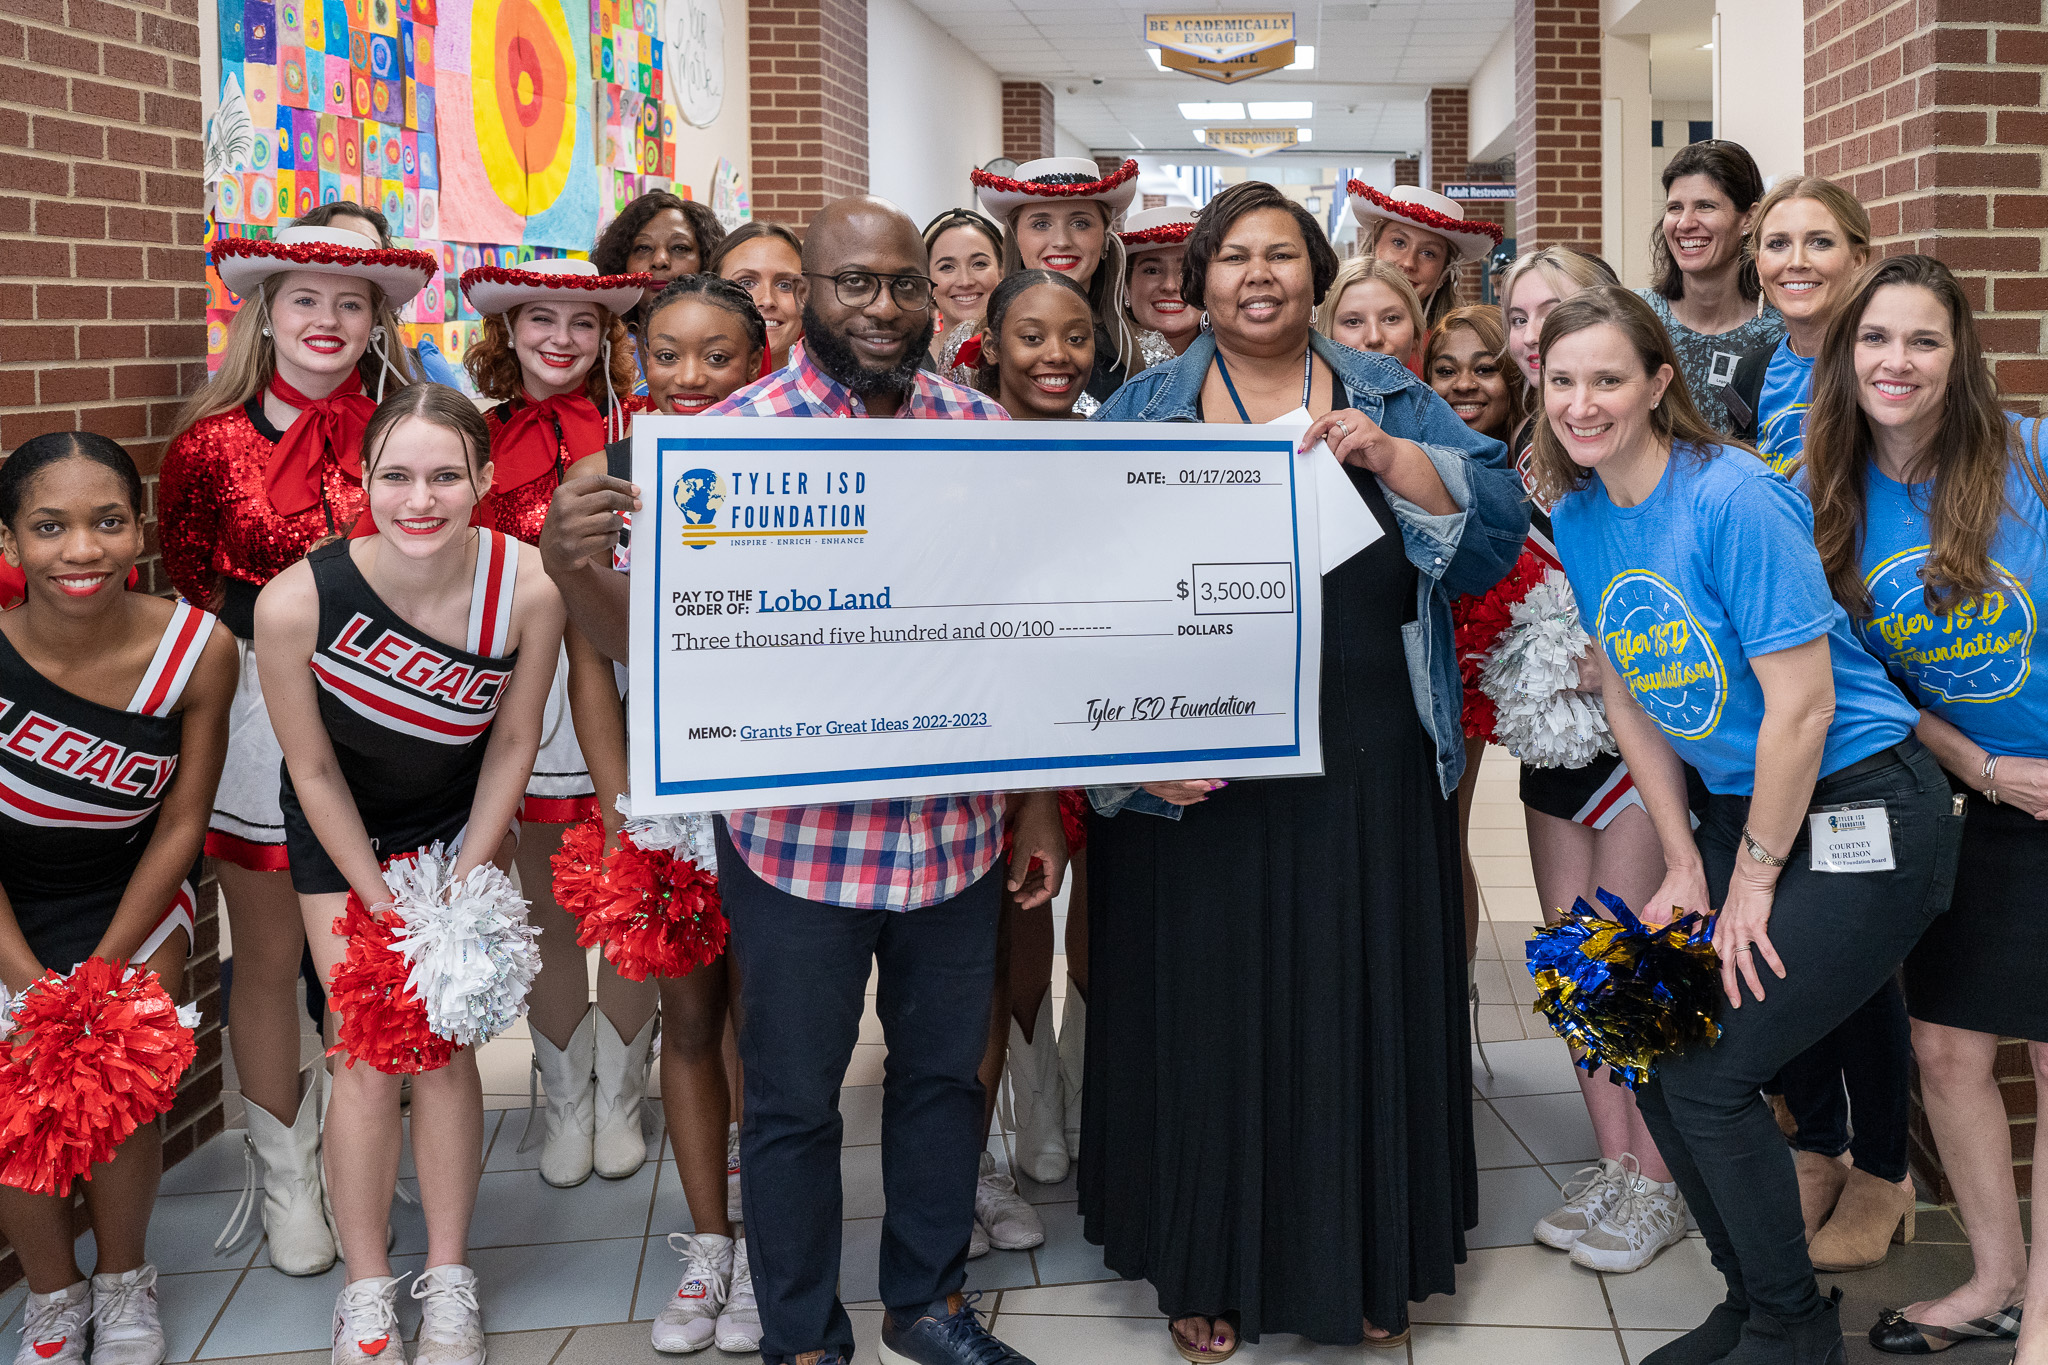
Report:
1512,0,1603,254
748,0,868,229
0,0,226,1291
1001,82,1054,164
1805,0,2048,415
1392,156,1419,188
1425,86,1512,303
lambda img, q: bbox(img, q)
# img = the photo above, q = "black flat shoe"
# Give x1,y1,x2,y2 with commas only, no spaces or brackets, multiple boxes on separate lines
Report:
1869,1304,2023,1354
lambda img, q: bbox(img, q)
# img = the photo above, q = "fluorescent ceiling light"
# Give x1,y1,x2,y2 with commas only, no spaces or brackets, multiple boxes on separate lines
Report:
1191,128,1207,142
1296,127,1313,142
1696,41,1713,49
1248,101,1312,118
1180,101,1245,119
1148,47,1163,70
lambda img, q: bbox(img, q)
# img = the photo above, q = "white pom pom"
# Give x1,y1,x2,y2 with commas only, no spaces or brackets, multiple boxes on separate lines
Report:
0,981,25,1041
386,843,540,1048
1479,572,1619,770
613,794,718,869
176,1001,202,1031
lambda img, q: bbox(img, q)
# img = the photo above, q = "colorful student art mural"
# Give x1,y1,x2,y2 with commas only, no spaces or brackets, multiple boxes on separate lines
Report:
205,0,698,367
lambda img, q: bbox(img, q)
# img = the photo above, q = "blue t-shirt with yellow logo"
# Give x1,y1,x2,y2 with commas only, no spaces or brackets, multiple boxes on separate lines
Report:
1851,417,2048,758
1756,339,1814,477
1552,444,1916,796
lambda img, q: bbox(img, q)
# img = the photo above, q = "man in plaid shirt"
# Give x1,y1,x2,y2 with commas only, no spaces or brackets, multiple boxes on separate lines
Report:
541,196,1066,1365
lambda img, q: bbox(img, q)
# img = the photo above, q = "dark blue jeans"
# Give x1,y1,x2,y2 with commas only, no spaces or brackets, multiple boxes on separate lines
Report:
719,821,1002,1364
1634,743,1962,1324
1774,976,1913,1182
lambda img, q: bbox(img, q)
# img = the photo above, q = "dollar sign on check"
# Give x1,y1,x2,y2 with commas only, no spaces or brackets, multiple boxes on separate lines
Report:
1176,579,1188,600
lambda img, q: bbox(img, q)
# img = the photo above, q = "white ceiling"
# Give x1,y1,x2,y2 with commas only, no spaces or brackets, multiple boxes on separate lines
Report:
905,0,1517,158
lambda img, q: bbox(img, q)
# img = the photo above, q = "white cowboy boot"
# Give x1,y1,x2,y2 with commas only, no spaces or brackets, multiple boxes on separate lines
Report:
241,1083,339,1275
1057,983,1086,1162
1003,993,1068,1184
525,1006,597,1187
593,1012,655,1179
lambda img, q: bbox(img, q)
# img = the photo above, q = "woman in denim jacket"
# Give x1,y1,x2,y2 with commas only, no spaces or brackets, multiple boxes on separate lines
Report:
1077,180,1528,1361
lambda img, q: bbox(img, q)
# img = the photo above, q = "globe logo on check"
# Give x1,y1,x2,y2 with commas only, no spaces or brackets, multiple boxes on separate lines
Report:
674,468,725,549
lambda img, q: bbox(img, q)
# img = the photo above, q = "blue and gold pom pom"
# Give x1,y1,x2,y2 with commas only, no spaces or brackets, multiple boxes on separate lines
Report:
1525,889,1722,1089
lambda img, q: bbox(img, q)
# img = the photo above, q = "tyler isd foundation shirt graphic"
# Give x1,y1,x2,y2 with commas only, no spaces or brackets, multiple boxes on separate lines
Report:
1853,422,2048,758
1553,445,1917,797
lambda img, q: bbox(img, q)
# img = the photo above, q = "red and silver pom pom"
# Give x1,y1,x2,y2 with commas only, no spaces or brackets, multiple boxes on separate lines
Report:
0,958,198,1194
328,896,457,1076
1480,571,1617,770
554,804,726,983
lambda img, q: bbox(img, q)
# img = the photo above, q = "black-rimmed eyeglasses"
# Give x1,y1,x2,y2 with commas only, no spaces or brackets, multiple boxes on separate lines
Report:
803,270,935,310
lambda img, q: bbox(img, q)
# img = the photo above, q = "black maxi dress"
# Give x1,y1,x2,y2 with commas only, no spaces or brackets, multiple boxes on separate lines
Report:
1078,463,1476,1344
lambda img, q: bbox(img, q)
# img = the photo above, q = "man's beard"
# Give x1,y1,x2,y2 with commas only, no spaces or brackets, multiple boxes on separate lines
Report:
802,303,927,399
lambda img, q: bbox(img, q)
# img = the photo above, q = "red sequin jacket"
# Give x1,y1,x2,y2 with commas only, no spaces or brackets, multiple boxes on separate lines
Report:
475,393,656,545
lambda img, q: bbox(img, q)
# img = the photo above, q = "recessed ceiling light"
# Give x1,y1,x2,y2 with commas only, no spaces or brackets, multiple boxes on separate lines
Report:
1248,101,1312,119
1180,101,1245,120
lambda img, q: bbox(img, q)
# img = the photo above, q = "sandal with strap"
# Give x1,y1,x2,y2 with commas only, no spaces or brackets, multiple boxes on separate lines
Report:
1869,1303,2023,1354
1365,1318,1411,1350
1170,1312,1240,1363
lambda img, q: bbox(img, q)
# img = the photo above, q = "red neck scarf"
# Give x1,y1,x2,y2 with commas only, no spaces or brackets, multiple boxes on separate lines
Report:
264,371,377,517
491,391,608,492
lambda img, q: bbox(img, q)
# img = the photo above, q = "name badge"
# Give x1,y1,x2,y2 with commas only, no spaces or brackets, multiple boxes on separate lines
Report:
1808,802,1896,873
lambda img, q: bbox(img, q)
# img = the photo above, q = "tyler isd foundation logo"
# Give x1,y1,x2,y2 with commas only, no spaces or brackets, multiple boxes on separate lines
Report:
674,468,726,549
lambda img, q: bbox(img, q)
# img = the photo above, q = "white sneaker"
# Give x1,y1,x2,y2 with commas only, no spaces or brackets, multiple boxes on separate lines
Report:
975,1150,1045,1251
89,1264,165,1365
650,1232,733,1354
1534,1156,1628,1250
410,1264,485,1365
968,1217,990,1260
714,1237,763,1352
331,1275,405,1364
12,1281,89,1365
725,1121,743,1225
1569,1175,1689,1273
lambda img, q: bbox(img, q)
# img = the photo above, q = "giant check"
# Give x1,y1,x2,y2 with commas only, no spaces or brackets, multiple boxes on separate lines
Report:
627,417,1327,813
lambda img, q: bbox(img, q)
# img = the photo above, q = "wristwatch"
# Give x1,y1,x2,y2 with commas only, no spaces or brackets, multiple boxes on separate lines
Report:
1741,826,1787,867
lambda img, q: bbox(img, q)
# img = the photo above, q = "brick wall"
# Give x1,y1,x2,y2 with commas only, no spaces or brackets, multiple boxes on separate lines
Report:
1001,81,1053,164
1425,86,1513,305
1392,156,1419,189
1804,0,2047,414
748,0,868,228
0,0,225,1293
1512,0,1603,253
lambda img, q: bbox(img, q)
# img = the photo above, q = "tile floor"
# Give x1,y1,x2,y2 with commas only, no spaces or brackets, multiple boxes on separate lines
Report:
2,752,2017,1363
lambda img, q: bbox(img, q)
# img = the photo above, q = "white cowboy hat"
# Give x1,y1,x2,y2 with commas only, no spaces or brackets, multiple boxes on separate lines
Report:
1344,182,1504,263
458,257,653,319
1118,206,1198,255
972,157,1140,222
210,226,439,306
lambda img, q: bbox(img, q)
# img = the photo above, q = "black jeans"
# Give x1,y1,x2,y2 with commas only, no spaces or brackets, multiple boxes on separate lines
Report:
719,821,1002,1365
1774,976,1913,1182
1634,743,1962,1324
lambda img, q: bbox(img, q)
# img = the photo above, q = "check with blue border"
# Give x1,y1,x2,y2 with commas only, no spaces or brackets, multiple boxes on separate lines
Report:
627,417,1325,813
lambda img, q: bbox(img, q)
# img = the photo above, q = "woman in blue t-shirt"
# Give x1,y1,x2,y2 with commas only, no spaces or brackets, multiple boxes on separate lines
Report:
1534,286,1963,1365
1803,254,2047,1362
1724,177,1872,474
1733,178,1920,1277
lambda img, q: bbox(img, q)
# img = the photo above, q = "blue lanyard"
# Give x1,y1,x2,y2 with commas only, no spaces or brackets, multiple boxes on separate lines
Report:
1212,346,1312,422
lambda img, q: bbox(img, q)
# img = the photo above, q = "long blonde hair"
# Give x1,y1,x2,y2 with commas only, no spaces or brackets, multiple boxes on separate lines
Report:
1002,201,1138,379
168,269,420,445
1316,256,1425,346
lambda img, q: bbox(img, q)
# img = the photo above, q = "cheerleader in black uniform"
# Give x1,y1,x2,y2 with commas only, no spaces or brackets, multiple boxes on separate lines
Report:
255,386,564,1365
0,433,235,1365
